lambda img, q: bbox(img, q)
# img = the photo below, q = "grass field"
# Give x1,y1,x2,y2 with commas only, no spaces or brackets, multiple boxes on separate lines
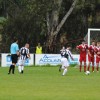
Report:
0,65,100,100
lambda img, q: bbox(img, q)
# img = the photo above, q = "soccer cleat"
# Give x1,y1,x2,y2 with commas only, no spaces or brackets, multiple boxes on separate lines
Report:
59,66,61,72
97,71,99,73
21,70,23,74
12,71,14,74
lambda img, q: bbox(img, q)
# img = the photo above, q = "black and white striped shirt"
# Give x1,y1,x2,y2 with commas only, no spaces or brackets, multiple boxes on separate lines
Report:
19,47,29,60
61,49,73,59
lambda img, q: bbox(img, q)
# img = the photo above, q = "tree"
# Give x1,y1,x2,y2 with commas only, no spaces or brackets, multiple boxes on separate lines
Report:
0,0,100,53
46,0,77,52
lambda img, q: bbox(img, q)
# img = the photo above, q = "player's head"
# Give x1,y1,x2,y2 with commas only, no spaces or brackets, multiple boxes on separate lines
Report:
25,43,29,48
91,41,95,46
66,44,71,50
38,43,41,46
82,40,85,45
62,46,65,49
13,37,18,43
97,41,100,47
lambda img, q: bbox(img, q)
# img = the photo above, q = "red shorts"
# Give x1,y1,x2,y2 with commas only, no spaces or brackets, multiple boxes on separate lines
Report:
96,57,100,63
79,56,86,62
88,55,94,63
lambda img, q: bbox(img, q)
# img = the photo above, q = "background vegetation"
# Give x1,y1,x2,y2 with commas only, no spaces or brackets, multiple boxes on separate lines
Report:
0,0,100,53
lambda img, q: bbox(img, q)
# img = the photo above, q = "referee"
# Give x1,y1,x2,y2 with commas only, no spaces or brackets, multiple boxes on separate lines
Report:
8,38,19,74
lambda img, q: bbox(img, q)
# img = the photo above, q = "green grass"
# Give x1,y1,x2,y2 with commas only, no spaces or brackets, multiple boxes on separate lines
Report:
0,66,100,100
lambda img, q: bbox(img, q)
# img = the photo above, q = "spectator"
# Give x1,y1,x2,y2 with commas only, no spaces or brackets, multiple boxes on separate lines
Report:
36,43,42,54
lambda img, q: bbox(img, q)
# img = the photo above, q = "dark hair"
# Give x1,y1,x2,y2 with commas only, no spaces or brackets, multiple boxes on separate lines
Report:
25,43,29,45
13,37,18,42
65,44,70,48
97,41,100,43
82,40,85,42
91,40,95,43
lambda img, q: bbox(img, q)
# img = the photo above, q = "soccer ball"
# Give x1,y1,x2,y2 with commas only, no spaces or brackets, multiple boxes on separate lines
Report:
85,71,90,75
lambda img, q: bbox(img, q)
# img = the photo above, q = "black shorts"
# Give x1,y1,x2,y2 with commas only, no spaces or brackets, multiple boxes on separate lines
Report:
11,54,18,64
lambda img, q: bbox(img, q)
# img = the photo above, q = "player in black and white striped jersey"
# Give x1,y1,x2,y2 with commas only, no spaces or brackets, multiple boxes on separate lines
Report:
18,43,30,74
60,46,74,76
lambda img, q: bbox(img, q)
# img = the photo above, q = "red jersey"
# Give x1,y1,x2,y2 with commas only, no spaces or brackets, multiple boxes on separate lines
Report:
77,44,88,57
95,46,100,57
88,45,95,56
94,46,100,63
88,45,95,62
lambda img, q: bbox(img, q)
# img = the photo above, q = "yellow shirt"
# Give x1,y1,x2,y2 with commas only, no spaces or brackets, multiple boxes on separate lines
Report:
36,46,42,54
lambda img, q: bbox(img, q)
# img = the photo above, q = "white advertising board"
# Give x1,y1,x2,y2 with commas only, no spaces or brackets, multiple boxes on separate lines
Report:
2,53,97,66
35,54,79,65
1,53,34,67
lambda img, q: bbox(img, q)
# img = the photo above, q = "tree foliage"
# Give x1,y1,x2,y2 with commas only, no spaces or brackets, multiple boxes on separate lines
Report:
0,0,100,53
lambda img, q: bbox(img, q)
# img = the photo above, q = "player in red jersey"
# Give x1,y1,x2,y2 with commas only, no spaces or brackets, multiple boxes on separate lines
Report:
94,42,100,72
87,41,96,72
76,40,88,72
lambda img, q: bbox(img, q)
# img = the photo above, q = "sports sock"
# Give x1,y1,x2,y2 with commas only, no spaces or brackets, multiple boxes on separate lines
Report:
84,66,86,72
87,65,90,71
80,65,82,72
21,66,24,74
12,65,15,74
18,66,22,73
62,68,67,76
92,66,94,72
22,66,24,71
96,66,99,71
8,65,13,74
59,66,62,72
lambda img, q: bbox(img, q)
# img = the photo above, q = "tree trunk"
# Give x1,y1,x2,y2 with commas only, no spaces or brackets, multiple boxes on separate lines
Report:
46,0,63,53
46,0,77,53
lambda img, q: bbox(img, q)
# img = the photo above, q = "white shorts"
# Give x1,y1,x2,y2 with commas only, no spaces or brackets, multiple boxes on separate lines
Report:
61,58,69,69
18,60,25,66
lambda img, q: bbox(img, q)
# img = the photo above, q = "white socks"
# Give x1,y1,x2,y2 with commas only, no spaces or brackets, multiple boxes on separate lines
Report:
18,66,24,73
62,68,67,76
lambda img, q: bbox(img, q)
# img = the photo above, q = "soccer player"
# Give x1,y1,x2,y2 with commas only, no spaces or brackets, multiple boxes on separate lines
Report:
94,42,100,72
76,40,88,72
60,46,74,76
59,46,66,71
87,41,96,72
60,46,66,57
8,38,19,74
18,43,30,74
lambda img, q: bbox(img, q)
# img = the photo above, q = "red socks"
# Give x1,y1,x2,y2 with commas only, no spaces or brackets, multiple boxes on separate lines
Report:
87,65,90,71
84,66,86,72
80,65,82,72
92,66,94,72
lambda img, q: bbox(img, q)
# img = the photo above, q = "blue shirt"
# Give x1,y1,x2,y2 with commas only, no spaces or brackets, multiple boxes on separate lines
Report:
10,42,19,54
